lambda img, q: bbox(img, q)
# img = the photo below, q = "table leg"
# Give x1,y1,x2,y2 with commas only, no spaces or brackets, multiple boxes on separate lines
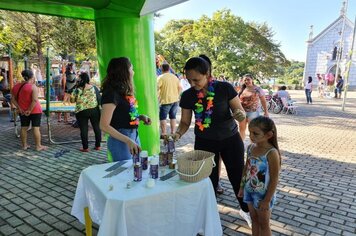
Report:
84,207,92,236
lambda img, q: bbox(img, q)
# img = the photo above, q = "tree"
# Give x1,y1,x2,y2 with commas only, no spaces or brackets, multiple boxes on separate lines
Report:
155,19,194,73
154,9,289,81
277,60,304,86
49,17,96,62
242,22,289,81
0,11,54,76
0,11,97,77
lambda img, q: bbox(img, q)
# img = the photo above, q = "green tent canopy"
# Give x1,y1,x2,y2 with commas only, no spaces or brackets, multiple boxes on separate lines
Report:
0,0,188,155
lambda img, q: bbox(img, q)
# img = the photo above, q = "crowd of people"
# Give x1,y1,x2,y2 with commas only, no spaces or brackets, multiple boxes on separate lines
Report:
7,54,351,234
1,53,351,236
303,74,344,103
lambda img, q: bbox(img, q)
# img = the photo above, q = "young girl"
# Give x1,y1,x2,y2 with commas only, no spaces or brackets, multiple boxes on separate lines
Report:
238,116,281,235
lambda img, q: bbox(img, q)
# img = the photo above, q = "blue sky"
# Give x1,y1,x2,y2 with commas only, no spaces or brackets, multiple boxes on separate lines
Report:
154,0,356,62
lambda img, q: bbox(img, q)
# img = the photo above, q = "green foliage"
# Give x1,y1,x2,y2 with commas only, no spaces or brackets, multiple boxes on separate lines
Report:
0,11,96,72
155,9,289,80
49,17,96,62
155,19,194,73
277,60,305,86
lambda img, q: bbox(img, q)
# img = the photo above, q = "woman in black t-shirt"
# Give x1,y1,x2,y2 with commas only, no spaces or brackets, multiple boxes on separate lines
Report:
100,57,151,162
173,57,250,221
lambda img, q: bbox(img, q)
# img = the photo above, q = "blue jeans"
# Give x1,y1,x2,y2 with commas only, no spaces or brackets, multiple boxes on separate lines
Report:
334,87,342,97
107,128,140,162
305,89,312,103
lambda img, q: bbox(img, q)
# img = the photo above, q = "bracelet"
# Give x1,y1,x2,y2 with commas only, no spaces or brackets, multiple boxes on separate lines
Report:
175,131,182,139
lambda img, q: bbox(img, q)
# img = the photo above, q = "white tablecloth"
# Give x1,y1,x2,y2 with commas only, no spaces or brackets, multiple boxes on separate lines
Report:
71,161,222,236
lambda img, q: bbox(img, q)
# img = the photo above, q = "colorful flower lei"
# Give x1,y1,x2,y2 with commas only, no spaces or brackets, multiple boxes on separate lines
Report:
195,78,215,131
126,95,139,126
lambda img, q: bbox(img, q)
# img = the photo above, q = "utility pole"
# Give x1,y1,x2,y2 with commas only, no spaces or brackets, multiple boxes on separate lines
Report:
334,0,348,88
341,15,356,111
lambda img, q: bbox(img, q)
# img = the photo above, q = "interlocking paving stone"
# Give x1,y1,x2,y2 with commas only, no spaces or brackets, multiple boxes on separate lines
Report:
23,216,41,226
27,231,44,236
52,221,72,232
16,223,35,235
65,228,86,236
46,230,64,236
1,90,356,236
41,214,60,225
29,208,47,218
5,216,23,228
0,225,16,235
33,222,53,234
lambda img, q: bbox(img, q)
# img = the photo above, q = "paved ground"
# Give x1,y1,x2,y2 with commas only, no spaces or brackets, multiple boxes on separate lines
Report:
1,90,356,236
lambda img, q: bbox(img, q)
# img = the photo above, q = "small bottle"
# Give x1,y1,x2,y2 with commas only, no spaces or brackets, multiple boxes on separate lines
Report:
150,157,159,179
140,150,148,170
132,152,140,165
134,162,142,182
167,136,175,152
159,151,167,166
167,152,173,165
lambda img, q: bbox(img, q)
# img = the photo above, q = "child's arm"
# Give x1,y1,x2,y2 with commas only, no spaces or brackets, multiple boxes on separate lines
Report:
259,150,280,211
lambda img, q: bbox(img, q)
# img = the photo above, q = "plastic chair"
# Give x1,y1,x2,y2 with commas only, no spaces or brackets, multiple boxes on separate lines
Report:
280,97,298,114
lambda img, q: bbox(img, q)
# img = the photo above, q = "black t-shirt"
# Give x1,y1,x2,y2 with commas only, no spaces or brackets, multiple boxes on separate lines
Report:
180,81,238,141
101,89,138,129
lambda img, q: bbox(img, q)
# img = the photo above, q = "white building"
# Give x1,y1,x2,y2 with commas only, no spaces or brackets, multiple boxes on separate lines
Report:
304,5,356,89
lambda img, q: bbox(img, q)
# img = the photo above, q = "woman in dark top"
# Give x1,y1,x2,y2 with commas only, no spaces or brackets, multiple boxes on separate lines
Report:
173,57,251,227
100,57,151,162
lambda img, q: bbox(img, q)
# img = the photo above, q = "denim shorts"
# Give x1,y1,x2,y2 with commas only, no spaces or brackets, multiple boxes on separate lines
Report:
159,102,179,120
107,128,140,162
243,191,276,210
246,111,260,121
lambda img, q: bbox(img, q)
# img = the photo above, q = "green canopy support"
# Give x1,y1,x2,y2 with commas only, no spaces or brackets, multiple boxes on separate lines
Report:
95,12,159,155
46,48,50,117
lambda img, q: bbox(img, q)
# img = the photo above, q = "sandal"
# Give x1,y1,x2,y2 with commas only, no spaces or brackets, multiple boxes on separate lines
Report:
216,182,224,194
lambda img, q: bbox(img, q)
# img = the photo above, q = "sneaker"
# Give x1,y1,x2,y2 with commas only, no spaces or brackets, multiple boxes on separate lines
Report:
94,147,101,151
80,148,89,152
239,209,252,228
